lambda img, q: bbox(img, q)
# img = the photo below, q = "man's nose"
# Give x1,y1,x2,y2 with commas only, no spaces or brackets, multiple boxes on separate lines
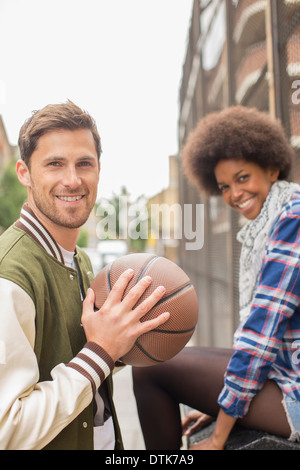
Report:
63,166,81,188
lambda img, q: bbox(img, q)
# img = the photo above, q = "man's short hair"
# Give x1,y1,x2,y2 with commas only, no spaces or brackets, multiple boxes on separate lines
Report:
18,100,101,166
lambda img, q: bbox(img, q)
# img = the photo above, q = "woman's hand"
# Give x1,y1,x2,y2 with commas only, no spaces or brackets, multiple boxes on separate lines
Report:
182,410,215,437
189,434,225,451
187,409,237,451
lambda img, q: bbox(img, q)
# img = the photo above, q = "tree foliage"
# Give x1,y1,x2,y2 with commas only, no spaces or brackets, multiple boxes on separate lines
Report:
0,161,27,232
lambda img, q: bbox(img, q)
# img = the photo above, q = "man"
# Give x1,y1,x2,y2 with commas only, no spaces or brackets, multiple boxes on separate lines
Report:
0,101,169,450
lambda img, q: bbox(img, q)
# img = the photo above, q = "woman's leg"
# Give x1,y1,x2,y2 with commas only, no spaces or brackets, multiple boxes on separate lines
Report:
132,346,291,450
132,346,233,449
241,379,290,437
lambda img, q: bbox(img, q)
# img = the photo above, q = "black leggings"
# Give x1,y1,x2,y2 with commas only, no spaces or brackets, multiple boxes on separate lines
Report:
132,346,291,450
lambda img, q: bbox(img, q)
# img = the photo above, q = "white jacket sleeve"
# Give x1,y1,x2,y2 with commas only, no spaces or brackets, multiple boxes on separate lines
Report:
0,279,114,450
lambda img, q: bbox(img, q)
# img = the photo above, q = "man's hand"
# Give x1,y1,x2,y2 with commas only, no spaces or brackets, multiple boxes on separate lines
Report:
81,268,170,362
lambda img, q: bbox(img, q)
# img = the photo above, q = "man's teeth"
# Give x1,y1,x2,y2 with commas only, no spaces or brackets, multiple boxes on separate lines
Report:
238,198,253,209
58,196,83,201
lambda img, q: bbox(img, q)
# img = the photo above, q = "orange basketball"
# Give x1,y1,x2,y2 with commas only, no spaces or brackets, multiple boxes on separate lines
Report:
90,253,199,367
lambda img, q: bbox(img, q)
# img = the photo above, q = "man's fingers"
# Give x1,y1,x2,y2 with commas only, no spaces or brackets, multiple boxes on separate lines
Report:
104,268,135,305
82,288,95,312
137,310,170,336
121,275,153,310
81,288,96,328
135,285,166,318
106,272,154,311
99,270,169,332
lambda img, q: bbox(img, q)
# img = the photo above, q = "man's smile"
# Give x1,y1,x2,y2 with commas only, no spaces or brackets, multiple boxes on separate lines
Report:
56,195,85,202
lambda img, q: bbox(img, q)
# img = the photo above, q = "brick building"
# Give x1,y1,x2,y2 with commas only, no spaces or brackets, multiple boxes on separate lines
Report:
178,0,300,347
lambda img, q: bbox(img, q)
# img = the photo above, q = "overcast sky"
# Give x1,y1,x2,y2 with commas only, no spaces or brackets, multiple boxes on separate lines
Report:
0,0,193,201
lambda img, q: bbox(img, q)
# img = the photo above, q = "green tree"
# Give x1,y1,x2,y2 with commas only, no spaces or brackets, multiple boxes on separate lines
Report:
77,228,89,247
0,160,27,232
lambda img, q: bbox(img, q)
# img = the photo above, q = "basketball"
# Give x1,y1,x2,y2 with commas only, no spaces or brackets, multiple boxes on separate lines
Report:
90,253,199,367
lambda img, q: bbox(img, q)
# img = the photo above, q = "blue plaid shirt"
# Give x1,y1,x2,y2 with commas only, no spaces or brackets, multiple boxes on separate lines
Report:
218,192,300,418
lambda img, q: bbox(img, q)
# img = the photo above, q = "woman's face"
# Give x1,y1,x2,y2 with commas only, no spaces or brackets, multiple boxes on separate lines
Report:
214,159,280,220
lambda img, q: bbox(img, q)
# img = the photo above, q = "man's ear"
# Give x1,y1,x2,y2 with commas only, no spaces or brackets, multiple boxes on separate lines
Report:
16,159,31,188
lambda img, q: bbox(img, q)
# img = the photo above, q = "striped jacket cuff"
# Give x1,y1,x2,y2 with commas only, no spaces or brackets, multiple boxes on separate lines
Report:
66,342,115,394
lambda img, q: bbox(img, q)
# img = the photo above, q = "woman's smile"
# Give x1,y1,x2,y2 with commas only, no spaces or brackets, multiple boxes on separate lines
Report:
214,159,279,220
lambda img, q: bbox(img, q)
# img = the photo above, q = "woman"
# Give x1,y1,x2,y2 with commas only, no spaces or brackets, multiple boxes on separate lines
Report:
132,106,300,450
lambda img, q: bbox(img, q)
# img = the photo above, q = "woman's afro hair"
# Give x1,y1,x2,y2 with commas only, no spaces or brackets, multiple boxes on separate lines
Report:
182,106,294,195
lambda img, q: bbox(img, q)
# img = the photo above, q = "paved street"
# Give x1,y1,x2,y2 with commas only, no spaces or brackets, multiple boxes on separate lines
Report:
113,365,145,450
113,364,188,451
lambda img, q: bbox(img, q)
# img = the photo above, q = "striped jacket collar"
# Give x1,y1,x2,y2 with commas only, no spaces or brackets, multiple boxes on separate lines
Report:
15,203,65,264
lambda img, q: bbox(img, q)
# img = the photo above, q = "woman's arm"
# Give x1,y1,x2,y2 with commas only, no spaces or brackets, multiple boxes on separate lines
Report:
189,409,237,450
